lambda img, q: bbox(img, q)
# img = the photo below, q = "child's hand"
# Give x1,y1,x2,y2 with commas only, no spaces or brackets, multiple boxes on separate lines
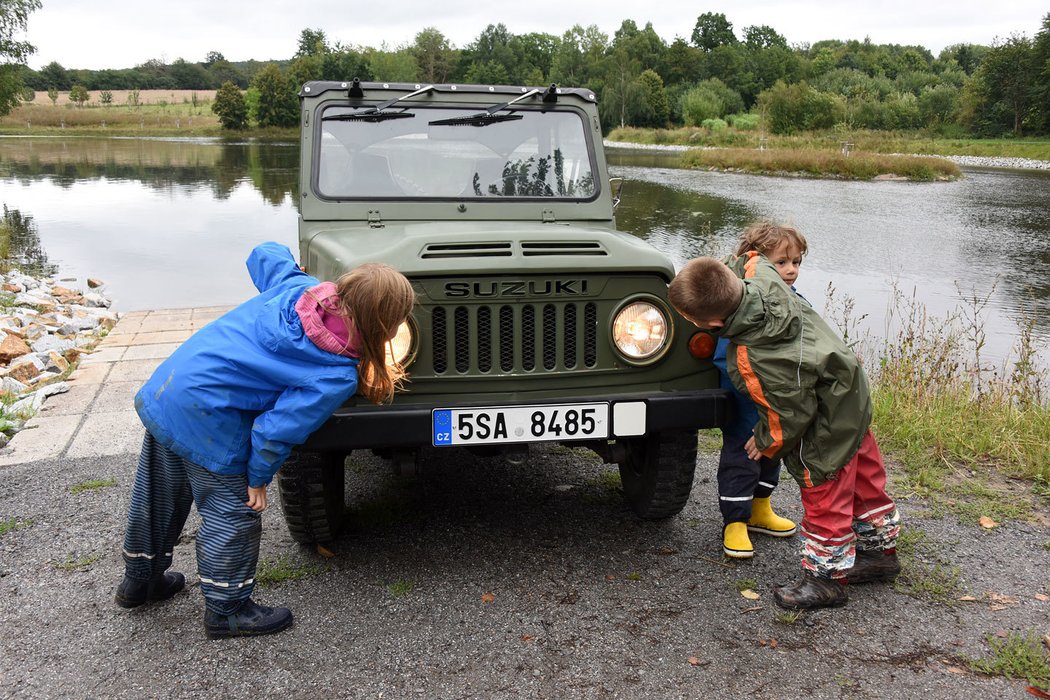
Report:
246,485,268,512
744,436,762,461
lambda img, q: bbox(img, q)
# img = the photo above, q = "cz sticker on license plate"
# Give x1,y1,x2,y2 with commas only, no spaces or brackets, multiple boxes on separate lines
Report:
432,403,609,446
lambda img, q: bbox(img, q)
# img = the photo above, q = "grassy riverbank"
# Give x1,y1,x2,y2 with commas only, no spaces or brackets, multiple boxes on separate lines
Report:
822,285,1050,523
609,126,1050,161
680,147,960,180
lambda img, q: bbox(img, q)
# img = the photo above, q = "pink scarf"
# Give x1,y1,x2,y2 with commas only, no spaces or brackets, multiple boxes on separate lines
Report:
295,282,360,358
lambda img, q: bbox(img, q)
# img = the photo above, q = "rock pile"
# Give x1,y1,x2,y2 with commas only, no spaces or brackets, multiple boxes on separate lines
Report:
0,270,117,447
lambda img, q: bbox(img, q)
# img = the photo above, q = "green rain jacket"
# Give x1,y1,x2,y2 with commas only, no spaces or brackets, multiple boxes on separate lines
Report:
720,251,872,488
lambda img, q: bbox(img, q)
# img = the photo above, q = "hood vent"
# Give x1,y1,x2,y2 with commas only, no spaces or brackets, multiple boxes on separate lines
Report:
521,241,607,257
422,242,512,259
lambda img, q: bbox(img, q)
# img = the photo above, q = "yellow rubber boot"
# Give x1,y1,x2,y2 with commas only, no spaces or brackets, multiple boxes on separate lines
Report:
723,522,754,559
747,497,797,537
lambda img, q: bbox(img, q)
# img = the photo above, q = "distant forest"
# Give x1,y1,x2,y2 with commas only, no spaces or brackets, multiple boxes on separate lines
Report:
19,14,1050,136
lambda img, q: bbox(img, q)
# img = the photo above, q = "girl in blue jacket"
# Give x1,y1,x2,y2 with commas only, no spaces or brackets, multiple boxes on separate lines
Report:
114,242,415,639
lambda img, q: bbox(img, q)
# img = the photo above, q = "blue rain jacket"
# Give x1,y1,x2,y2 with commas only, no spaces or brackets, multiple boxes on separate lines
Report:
135,242,359,487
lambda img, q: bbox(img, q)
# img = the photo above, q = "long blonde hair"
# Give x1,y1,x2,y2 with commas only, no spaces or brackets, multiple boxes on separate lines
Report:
335,262,415,404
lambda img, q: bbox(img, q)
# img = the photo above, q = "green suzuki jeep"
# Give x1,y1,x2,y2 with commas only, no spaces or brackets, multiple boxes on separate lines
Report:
278,80,729,544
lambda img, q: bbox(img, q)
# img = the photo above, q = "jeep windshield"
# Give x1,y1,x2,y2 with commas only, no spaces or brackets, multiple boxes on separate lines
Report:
315,104,597,200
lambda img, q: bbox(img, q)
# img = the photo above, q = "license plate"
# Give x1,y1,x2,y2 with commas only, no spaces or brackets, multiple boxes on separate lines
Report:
432,403,609,446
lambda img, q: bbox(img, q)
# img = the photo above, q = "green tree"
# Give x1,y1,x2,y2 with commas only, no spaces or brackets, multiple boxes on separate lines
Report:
461,24,523,83
68,83,89,106
0,0,42,115
296,28,328,58
658,37,703,86
251,63,298,128
966,34,1036,135
691,12,737,53
367,44,417,82
1032,14,1050,133
212,80,248,129
412,27,456,83
169,58,214,89
601,46,644,129
550,24,608,88
634,69,669,127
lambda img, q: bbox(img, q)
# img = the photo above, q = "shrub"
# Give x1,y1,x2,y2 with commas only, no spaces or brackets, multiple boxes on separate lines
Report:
212,81,248,130
757,80,839,134
726,113,760,130
701,118,728,130
679,78,744,126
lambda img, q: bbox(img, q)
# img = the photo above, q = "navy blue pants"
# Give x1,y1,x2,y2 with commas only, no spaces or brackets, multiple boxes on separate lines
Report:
121,432,261,615
718,430,782,524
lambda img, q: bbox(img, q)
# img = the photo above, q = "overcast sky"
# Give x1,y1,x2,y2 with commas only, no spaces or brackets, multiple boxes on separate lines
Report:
24,0,1050,70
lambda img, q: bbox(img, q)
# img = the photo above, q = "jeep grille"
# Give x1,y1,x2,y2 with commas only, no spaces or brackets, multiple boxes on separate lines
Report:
431,302,599,374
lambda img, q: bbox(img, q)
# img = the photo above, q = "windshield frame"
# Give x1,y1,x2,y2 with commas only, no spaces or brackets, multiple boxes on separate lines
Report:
311,101,601,204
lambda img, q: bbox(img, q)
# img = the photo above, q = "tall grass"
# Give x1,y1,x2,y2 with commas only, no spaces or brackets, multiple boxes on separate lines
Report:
825,283,1050,511
679,147,960,180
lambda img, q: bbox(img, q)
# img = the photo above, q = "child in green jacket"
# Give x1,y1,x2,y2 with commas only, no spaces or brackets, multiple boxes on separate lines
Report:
669,250,901,610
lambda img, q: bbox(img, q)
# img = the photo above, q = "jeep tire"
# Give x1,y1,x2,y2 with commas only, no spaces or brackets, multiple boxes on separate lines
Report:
617,430,698,519
278,450,345,545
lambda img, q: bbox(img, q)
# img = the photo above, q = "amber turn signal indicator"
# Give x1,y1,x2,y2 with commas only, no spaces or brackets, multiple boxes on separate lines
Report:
688,332,716,359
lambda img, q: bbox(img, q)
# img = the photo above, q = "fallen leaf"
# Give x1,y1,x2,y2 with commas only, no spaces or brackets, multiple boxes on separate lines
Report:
740,589,760,600
946,666,968,675
605,575,616,581
1026,686,1050,699
758,639,767,647
988,592,1020,605
316,544,335,558
978,516,998,529
769,639,778,649
1034,593,1049,602
958,595,978,602
481,592,495,604
520,634,535,642
994,629,1010,638
1043,634,1050,651
990,604,1008,612
657,546,677,556
687,656,704,666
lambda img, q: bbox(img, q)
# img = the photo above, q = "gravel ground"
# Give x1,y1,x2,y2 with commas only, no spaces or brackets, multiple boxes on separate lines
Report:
0,442,1047,699
604,140,1050,171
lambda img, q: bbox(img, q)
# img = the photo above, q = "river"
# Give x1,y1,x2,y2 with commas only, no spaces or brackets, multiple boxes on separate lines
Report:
0,136,1047,369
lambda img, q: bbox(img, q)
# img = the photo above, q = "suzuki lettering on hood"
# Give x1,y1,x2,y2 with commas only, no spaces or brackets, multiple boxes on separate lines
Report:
444,280,588,298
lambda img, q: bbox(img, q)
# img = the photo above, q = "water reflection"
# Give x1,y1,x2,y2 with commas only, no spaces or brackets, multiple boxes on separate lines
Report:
1,205,57,277
608,148,1050,367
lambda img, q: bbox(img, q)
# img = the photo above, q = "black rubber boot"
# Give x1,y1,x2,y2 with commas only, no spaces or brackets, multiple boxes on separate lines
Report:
773,572,848,610
204,599,294,640
114,571,186,609
846,549,901,584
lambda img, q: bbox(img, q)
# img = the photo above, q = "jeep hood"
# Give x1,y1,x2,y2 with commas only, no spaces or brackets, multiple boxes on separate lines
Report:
301,221,677,281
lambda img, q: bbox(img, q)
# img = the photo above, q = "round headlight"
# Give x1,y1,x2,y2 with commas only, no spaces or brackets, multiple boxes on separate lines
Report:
385,320,415,367
612,301,669,361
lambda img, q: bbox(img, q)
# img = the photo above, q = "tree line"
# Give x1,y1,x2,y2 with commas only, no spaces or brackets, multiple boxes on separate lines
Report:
8,11,1050,137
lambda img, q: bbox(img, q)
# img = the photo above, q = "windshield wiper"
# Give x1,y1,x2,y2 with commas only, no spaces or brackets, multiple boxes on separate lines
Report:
322,111,414,123
323,84,434,122
429,87,543,127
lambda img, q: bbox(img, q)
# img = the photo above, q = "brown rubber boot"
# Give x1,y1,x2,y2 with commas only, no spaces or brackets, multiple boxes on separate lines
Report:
846,549,901,584
773,572,848,610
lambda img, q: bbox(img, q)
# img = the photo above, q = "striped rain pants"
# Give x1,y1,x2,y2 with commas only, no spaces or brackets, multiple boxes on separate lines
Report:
121,432,261,615
717,430,782,523
798,430,901,579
